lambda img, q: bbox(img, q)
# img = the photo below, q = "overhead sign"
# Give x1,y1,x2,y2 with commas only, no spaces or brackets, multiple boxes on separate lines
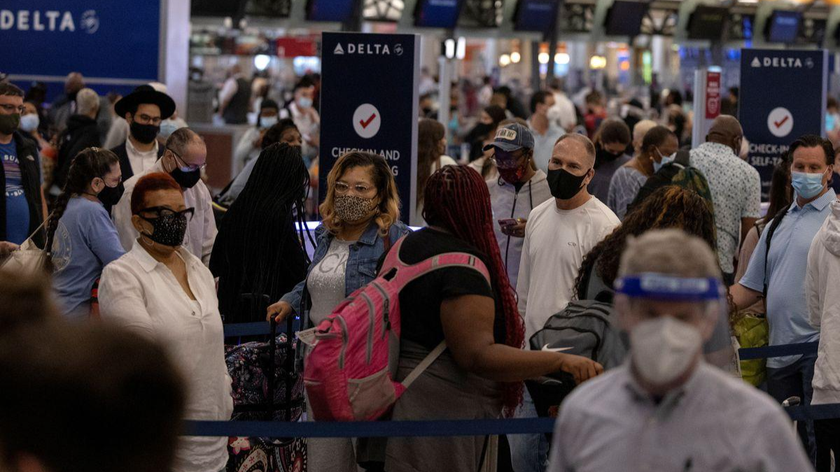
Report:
319,32,420,224
740,49,827,199
1,1,160,82
705,71,721,120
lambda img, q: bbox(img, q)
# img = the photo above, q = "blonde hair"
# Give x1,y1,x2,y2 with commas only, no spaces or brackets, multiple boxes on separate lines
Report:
320,152,401,237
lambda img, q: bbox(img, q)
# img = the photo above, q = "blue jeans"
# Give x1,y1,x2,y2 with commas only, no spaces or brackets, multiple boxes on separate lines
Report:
508,390,548,472
767,353,817,465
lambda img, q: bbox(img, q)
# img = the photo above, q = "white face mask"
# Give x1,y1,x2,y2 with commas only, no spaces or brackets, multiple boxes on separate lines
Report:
630,317,702,387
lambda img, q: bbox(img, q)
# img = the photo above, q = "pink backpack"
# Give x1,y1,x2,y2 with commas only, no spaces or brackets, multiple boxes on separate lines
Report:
301,235,491,421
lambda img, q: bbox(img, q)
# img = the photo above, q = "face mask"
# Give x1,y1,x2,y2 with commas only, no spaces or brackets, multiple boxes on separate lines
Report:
791,170,828,200
653,151,676,173
260,115,278,129
595,147,623,168
334,195,377,223
130,120,160,144
158,119,179,139
422,107,434,116
170,167,201,189
97,181,124,207
139,212,189,247
630,317,702,387
547,167,588,200
19,114,39,132
0,113,20,135
297,97,313,109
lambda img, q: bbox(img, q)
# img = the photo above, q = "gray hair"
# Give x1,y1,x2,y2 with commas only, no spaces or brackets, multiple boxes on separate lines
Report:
76,88,99,116
618,229,722,280
633,119,658,145
165,127,202,156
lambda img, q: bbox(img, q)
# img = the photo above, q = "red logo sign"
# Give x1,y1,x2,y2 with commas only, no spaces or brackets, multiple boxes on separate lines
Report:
705,71,721,120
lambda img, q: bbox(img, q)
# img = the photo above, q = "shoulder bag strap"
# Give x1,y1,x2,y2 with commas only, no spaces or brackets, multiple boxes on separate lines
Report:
763,207,789,298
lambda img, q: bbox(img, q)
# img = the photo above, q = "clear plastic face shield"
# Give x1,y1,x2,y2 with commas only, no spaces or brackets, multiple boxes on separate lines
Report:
614,273,735,370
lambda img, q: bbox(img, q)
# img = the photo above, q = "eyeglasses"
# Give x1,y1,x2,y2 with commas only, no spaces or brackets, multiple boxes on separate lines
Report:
0,104,26,114
138,206,195,222
168,148,205,172
334,181,373,195
134,113,162,125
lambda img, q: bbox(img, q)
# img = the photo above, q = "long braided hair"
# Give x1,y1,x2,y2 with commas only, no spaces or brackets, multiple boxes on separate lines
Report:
45,147,119,260
211,143,313,322
422,165,525,416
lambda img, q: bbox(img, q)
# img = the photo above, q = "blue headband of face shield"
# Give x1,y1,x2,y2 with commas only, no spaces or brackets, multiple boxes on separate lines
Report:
614,273,723,301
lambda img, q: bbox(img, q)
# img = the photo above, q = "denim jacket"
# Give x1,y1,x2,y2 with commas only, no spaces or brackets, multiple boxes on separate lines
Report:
280,220,411,328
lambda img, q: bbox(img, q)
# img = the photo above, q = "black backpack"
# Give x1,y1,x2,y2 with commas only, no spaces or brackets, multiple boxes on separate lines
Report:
526,300,629,420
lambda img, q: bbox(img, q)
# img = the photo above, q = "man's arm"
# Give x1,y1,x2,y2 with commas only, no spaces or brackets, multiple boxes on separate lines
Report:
217,79,238,117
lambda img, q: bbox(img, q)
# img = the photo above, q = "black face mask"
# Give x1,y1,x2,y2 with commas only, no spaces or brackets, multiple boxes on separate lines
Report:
170,168,201,189
595,147,623,169
139,212,189,247
547,168,589,200
130,120,160,144
422,107,433,116
0,113,20,135
473,123,493,137
97,182,124,206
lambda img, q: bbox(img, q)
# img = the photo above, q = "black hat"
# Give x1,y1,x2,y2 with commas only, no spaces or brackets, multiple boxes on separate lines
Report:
114,85,176,120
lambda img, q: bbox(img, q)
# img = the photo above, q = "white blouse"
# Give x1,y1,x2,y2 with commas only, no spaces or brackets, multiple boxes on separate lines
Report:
99,240,233,472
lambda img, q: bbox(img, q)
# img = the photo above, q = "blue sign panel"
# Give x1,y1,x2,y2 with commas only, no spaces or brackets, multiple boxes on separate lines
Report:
740,49,827,199
319,33,420,224
1,1,160,81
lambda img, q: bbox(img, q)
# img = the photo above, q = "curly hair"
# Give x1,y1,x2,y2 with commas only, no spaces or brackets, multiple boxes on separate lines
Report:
573,186,717,299
319,152,400,237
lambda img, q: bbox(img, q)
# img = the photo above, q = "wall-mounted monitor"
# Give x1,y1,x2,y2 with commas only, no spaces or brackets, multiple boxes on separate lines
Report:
192,0,243,17
765,10,801,44
604,1,649,37
307,0,357,22
688,6,728,41
414,0,464,29
514,0,561,33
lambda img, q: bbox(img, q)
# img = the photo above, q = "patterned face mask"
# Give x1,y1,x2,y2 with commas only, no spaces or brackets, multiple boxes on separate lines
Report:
334,195,377,223
138,209,191,247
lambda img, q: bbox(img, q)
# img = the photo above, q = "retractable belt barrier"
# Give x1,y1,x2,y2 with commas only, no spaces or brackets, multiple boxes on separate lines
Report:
212,325,834,437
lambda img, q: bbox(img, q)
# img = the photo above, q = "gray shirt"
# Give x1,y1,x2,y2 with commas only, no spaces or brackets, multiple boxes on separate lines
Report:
529,121,565,173
548,363,814,472
307,239,353,325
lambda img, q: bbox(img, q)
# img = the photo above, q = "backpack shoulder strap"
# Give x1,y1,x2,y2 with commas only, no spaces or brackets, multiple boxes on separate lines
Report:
393,251,491,287
762,206,790,297
401,341,447,388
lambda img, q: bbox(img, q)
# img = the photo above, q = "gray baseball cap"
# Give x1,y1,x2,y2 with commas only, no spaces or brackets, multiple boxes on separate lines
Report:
483,122,535,153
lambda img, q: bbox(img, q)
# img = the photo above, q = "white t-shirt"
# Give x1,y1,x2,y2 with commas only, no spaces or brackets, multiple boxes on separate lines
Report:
517,195,620,340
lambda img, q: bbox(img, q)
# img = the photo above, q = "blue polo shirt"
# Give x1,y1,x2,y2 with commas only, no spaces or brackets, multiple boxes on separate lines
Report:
740,189,835,368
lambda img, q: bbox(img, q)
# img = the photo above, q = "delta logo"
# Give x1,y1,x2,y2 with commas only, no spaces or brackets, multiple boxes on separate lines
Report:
333,42,404,56
0,9,99,34
751,56,815,69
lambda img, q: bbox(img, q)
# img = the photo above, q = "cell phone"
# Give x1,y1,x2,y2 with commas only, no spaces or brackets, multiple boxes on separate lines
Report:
498,218,518,227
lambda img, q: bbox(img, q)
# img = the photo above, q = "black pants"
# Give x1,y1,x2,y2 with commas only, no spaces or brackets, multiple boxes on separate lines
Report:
816,419,840,472
767,354,817,464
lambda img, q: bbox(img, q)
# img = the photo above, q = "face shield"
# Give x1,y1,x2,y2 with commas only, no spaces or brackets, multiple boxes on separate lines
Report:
615,273,736,371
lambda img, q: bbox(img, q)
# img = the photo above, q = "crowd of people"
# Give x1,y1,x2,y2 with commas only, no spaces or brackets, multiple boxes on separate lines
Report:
0,66,839,472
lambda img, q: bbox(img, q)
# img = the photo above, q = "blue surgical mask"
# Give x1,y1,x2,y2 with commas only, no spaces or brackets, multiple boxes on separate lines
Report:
297,97,313,109
159,119,180,139
19,114,39,133
653,151,676,173
791,170,828,200
260,115,278,129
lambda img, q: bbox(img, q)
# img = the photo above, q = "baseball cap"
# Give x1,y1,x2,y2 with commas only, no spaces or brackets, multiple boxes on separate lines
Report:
483,123,535,153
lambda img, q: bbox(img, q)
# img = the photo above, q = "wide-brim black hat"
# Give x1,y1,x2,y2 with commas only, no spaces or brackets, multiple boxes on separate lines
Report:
114,85,176,120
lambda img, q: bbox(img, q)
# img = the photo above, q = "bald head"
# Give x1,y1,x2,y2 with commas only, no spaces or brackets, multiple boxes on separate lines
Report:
65,72,84,95
706,115,743,154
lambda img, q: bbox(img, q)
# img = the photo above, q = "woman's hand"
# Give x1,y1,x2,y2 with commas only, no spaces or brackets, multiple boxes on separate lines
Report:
266,300,294,324
556,354,604,385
